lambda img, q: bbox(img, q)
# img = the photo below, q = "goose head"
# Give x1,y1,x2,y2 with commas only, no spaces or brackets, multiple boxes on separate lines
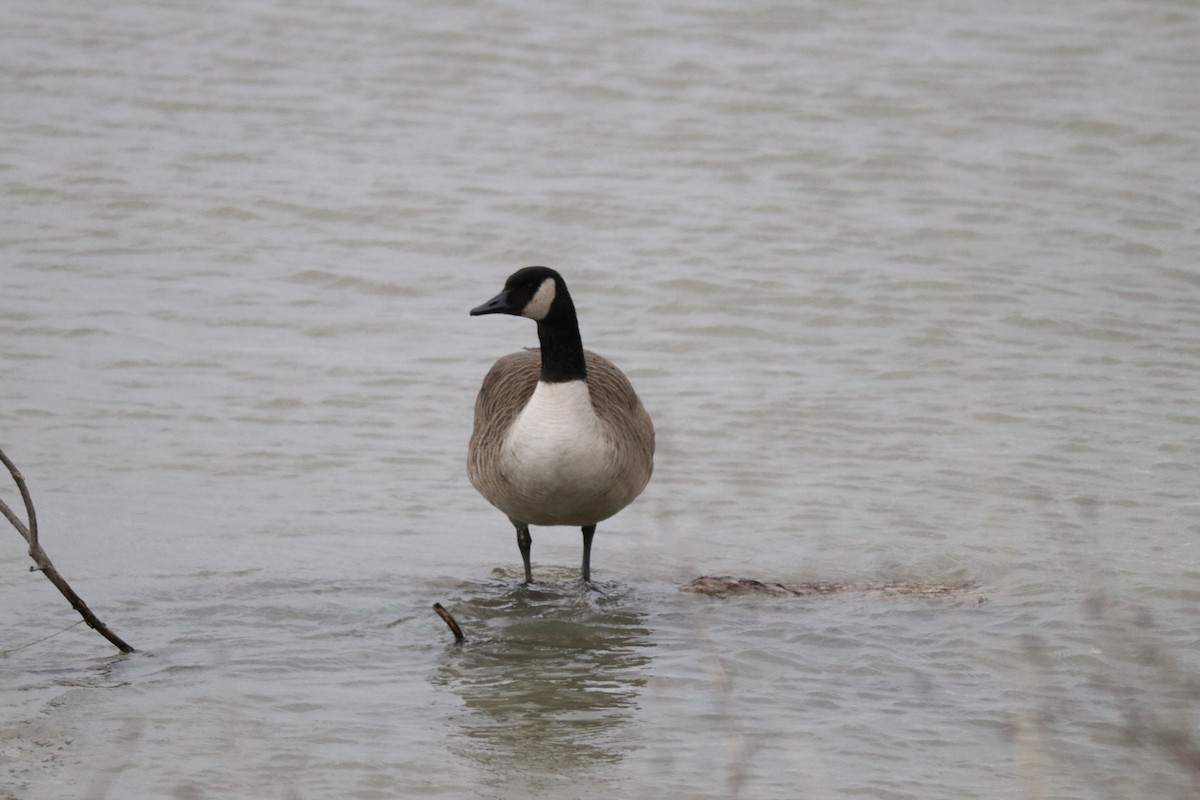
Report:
470,266,572,323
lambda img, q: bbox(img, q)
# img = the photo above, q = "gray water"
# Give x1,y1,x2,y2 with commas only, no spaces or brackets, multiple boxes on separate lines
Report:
3,1,1199,797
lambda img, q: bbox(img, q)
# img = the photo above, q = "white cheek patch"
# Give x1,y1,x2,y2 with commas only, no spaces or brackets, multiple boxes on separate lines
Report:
522,278,556,320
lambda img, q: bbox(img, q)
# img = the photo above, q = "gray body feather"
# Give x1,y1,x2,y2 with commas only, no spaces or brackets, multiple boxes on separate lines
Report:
468,348,654,527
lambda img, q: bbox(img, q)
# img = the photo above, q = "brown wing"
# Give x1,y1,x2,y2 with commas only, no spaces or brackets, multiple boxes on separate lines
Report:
468,350,540,487
584,350,656,485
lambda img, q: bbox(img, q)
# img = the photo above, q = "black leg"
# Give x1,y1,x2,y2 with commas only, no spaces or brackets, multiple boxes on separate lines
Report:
515,524,533,584
581,525,596,582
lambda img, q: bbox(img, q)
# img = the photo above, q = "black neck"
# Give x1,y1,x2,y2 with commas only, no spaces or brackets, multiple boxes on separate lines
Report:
536,296,587,383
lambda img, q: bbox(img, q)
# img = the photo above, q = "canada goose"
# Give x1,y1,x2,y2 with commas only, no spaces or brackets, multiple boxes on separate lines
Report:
468,266,654,584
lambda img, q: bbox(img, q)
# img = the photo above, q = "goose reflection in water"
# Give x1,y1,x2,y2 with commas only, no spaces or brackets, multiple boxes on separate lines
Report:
432,574,651,783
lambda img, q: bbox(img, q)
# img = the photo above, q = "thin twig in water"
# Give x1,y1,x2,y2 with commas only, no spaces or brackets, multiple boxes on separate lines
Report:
0,447,135,654
433,603,466,643
1,619,85,658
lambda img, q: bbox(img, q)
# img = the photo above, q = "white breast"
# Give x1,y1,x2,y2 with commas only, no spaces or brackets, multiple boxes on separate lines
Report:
499,380,622,525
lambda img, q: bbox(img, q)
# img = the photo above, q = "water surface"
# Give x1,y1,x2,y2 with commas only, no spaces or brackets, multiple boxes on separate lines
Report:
3,1,1199,797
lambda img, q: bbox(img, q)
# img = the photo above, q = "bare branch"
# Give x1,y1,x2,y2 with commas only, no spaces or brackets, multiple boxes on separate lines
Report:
0,448,36,545
1,447,135,654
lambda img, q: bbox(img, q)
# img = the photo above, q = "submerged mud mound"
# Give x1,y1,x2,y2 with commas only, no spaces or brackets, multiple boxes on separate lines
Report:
682,575,982,601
